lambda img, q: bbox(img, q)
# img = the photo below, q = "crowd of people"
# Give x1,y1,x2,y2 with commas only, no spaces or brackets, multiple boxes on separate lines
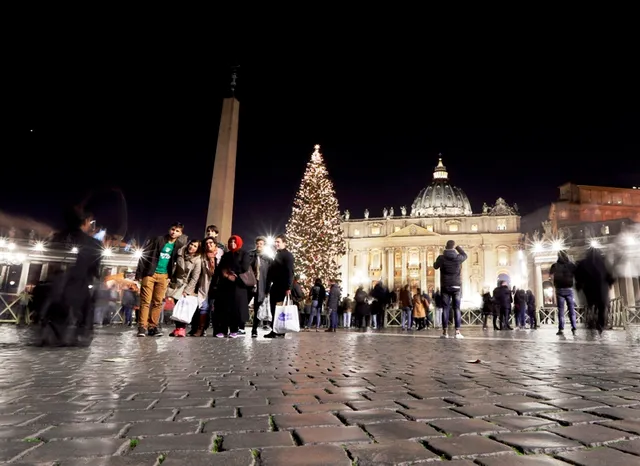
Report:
32,204,618,347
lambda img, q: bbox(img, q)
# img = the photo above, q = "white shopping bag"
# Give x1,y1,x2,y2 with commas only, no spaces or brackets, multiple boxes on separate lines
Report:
170,296,200,323
273,296,300,333
257,295,271,321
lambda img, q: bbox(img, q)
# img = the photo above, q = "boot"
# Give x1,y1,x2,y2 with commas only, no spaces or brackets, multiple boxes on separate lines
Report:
191,314,207,337
493,315,499,330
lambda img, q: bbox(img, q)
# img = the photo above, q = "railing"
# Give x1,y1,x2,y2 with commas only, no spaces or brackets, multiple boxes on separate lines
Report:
0,292,20,324
381,297,632,329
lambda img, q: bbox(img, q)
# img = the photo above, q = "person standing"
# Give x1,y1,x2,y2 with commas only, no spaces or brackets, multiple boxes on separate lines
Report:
135,222,186,337
212,235,251,338
526,290,537,329
264,234,294,339
433,240,467,339
399,285,413,330
575,248,615,334
249,236,274,337
493,281,513,330
550,250,577,336
325,279,341,332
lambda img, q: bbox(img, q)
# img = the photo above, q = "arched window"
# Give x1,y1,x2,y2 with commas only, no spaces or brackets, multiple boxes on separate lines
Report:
496,246,510,267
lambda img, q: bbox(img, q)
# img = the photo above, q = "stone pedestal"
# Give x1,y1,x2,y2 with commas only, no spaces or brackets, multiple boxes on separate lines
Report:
206,97,240,242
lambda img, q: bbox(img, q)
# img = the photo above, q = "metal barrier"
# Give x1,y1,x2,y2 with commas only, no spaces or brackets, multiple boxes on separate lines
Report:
0,292,20,324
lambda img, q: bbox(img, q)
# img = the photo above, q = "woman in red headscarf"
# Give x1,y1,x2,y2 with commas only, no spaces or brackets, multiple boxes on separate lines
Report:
211,235,251,338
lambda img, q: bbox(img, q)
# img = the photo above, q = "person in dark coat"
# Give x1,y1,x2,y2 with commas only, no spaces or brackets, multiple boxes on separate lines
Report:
325,279,341,332
492,281,513,330
309,278,326,331
513,288,527,330
575,248,615,333
353,286,370,329
35,206,102,347
434,240,467,338
550,250,577,336
264,234,295,338
370,281,388,329
481,291,497,330
248,236,274,337
210,235,250,338
526,290,537,329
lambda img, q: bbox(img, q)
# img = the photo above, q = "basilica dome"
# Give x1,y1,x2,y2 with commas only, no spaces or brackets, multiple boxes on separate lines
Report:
410,157,473,217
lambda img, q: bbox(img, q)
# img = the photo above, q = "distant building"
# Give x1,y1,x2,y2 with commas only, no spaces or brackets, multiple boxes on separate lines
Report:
524,183,640,309
340,157,524,308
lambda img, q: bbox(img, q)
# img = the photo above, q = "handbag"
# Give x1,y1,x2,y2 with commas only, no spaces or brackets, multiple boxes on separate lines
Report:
170,296,199,323
273,296,301,334
239,268,257,287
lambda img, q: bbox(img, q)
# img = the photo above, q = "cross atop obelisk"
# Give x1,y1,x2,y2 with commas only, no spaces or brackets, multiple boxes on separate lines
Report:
206,66,240,242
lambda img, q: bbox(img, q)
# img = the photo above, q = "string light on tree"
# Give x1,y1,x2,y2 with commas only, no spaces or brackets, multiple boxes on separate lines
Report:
285,144,346,291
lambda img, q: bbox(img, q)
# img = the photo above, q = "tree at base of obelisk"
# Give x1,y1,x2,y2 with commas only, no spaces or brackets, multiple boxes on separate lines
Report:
285,144,347,292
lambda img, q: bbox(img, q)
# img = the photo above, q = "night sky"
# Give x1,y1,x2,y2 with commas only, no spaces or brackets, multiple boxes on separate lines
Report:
6,43,638,244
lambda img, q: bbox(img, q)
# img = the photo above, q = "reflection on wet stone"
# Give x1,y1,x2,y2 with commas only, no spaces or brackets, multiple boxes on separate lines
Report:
3,326,640,463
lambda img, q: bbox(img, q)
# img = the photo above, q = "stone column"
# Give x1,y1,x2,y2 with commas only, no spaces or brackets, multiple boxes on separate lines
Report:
361,250,369,288
387,248,395,289
434,247,441,290
401,248,407,286
624,261,635,308
419,247,427,291
17,262,30,291
461,252,469,301
206,97,240,241
534,263,543,323
40,263,49,281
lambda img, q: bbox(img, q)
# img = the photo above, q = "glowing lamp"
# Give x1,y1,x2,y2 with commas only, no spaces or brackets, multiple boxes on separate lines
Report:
7,243,16,250
589,239,601,248
71,247,79,253
532,242,544,253
34,241,45,251
102,248,113,257
133,249,143,258
265,236,275,246
0,238,5,247
551,240,564,251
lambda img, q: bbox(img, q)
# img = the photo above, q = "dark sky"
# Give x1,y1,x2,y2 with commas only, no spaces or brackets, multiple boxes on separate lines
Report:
5,37,638,244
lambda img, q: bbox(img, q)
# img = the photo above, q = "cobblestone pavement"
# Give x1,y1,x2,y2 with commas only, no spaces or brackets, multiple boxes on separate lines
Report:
2,326,640,465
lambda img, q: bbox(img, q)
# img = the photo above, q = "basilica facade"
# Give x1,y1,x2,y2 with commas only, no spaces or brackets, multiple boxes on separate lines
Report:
339,158,526,308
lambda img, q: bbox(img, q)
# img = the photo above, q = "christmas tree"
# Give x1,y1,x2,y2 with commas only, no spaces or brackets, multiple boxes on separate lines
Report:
286,145,347,291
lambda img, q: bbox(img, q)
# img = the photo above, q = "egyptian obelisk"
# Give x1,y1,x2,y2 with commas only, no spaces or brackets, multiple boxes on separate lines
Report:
206,67,240,241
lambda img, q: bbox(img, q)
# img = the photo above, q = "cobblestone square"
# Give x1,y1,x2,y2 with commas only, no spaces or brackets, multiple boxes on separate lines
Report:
2,326,640,465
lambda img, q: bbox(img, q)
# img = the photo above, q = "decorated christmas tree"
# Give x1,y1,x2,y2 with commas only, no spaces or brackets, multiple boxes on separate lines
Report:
285,145,347,291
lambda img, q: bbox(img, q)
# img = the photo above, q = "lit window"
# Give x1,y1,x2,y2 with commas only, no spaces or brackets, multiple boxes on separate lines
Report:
497,219,507,231
497,247,509,266
602,225,609,235
426,225,433,232
427,251,434,266
448,224,458,232
354,229,360,236
471,224,478,232
409,251,419,265
371,226,380,235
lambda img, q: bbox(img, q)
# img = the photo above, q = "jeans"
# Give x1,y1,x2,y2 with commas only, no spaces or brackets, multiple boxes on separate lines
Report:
329,309,338,329
442,287,462,330
343,312,352,328
434,307,442,327
309,300,322,328
401,306,412,329
123,306,133,325
371,314,377,328
556,288,577,331
516,304,526,327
